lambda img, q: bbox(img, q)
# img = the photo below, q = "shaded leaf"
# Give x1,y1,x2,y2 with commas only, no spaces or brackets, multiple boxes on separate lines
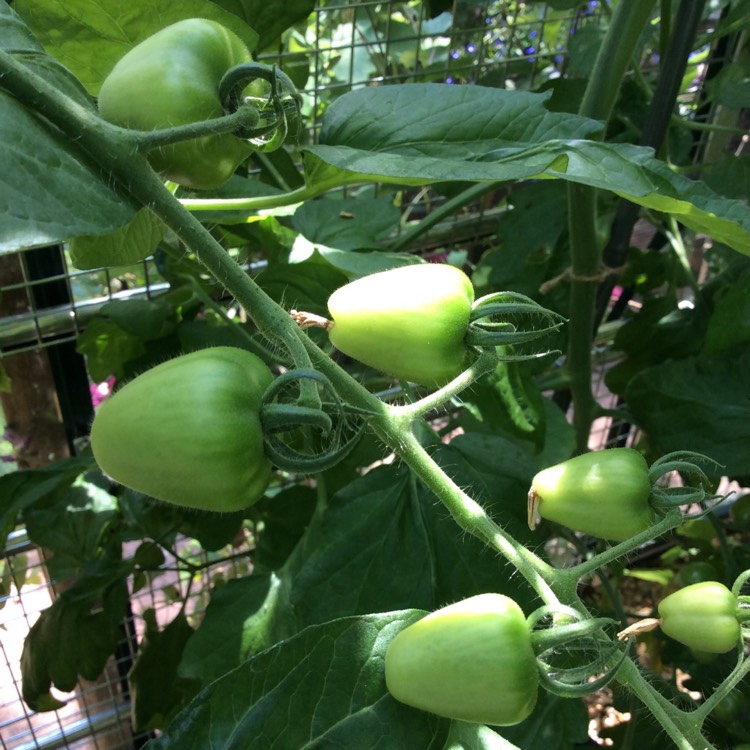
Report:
21,572,130,711
305,85,750,256
150,611,451,750
292,195,401,251
178,572,294,687
625,349,750,480
0,454,97,552
69,208,165,270
130,610,196,731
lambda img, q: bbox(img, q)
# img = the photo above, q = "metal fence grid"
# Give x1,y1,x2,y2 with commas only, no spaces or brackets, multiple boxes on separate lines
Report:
0,1,743,748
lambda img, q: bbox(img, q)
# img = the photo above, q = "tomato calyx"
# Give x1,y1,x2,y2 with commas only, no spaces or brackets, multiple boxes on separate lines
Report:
219,62,302,148
260,369,367,473
647,450,725,514
527,604,628,698
466,291,566,355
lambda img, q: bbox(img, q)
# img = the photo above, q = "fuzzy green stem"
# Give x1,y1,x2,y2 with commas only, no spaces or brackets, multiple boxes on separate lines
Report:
382,427,561,606
566,510,684,584
390,350,498,420
617,659,716,750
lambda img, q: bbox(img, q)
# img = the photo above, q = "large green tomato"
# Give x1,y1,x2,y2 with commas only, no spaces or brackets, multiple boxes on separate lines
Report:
327,264,475,388
90,347,273,512
98,18,255,189
529,448,654,542
658,581,741,654
385,593,538,726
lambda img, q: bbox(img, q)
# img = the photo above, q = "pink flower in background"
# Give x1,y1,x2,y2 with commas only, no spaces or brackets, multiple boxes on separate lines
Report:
91,376,116,407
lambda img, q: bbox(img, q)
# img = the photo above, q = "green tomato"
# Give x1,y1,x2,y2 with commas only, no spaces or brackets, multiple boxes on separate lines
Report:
730,494,750,530
658,581,741,654
529,448,654,542
327,264,475,388
98,18,255,189
90,347,273,512
385,593,538,726
675,561,719,588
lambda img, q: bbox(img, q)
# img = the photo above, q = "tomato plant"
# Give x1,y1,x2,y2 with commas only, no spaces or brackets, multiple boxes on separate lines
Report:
90,347,273,512
3,2,750,750
384,594,538,726
327,263,475,387
97,18,255,189
658,581,741,654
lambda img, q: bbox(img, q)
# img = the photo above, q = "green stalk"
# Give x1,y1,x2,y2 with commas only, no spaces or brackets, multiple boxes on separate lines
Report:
566,0,657,450
617,659,716,750
388,181,504,253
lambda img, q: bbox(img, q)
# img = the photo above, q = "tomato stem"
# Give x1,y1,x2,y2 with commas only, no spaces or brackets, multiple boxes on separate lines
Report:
132,105,261,151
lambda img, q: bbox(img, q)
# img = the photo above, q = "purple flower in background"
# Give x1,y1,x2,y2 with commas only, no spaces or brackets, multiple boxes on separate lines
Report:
91,376,116,407
465,43,476,54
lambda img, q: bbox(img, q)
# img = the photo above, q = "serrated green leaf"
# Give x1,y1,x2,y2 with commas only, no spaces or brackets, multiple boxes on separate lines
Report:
69,208,165,270
150,611,450,750
0,4,138,252
23,476,119,580
255,257,349,317
99,297,179,341
212,0,315,52
0,454,97,552
703,268,750,356
75,317,147,382
0,91,137,253
21,574,129,711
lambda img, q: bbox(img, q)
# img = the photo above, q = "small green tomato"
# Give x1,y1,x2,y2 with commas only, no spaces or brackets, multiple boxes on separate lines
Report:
658,581,741,654
529,448,654,542
384,593,538,726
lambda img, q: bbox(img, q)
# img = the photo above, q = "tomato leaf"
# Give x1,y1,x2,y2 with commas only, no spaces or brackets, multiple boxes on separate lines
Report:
625,349,750,481
69,208,165,270
305,84,750,256
150,611,451,750
21,572,130,711
130,610,196,732
292,195,402,251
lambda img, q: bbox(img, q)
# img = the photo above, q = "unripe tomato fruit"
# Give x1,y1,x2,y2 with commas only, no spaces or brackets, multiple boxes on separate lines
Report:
658,581,741,654
674,561,719,588
530,448,653,542
730,494,750,530
327,264,475,388
385,593,538,726
98,19,255,189
90,347,273,512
